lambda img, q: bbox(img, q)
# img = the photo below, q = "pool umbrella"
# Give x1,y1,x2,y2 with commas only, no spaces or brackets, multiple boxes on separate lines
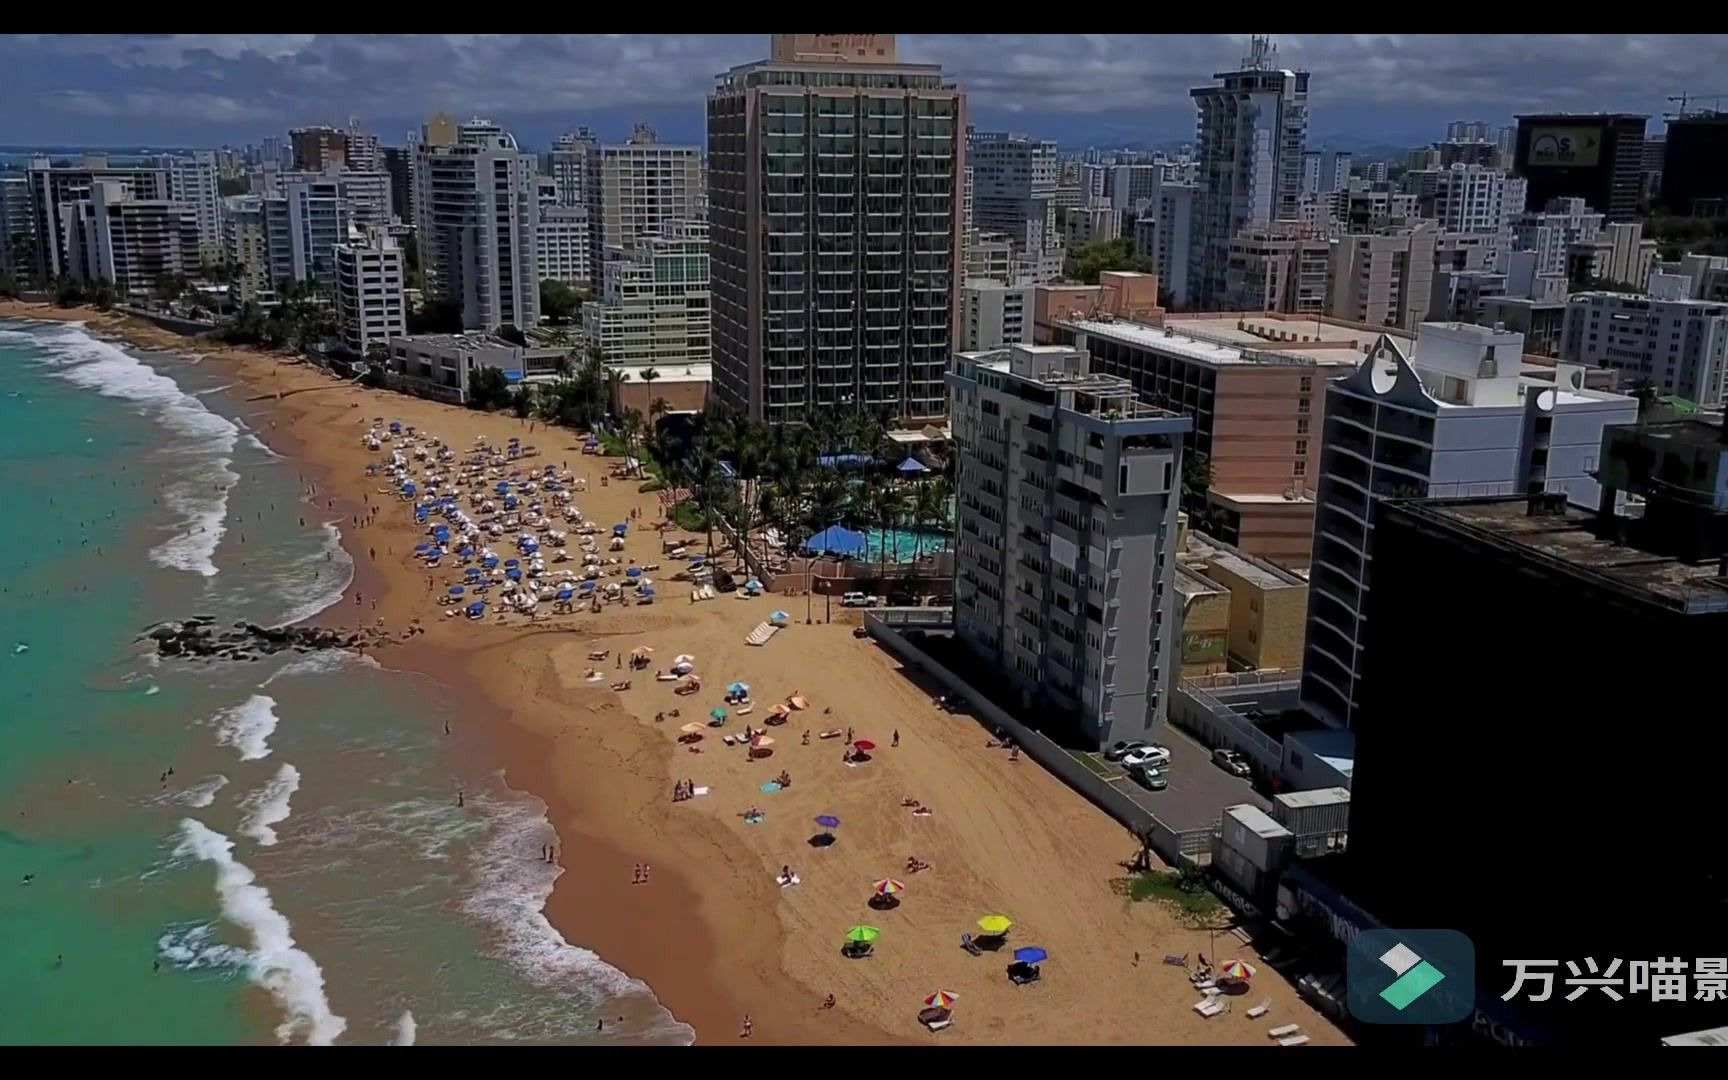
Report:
1012,946,1048,965
873,878,906,897
728,681,750,696
843,926,880,944
710,707,728,721
815,814,841,830
1219,959,1257,980
922,990,958,1009
852,739,877,752
448,585,466,597
976,915,1012,935
897,456,929,474
679,722,707,734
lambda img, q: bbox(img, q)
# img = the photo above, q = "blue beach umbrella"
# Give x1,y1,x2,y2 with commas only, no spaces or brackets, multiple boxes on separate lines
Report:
579,580,597,591
613,523,628,537
504,496,518,510
465,567,483,581
506,568,522,581
639,586,655,599
505,558,520,568
690,555,705,565
466,601,486,617
448,585,465,597
728,681,749,696
414,542,431,553
814,814,841,829
482,555,499,569
495,481,510,494
557,587,574,601
1012,947,1048,965
401,481,417,496
415,507,428,522
626,567,643,579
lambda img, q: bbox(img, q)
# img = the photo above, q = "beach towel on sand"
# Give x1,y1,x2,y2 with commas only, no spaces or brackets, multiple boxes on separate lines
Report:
693,786,710,797
759,781,782,794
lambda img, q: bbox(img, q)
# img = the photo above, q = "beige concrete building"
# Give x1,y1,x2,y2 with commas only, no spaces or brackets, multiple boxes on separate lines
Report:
1326,225,1438,332
1224,223,1331,315
1566,220,1659,290
1030,272,1165,341
1177,518,1309,673
1174,566,1232,677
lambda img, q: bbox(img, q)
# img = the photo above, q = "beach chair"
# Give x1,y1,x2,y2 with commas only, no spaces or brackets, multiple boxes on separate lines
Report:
925,1018,952,1032
1277,1035,1310,1047
1245,999,1271,1020
1267,1024,1301,1039
960,933,983,957
1192,999,1227,1018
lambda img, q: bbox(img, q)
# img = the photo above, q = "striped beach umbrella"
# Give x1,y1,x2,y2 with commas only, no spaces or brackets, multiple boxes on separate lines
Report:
1220,959,1257,980
923,990,959,1009
873,878,906,897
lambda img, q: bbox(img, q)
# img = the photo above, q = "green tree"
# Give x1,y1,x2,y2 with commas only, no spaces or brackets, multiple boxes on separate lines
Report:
1063,237,1153,284
1182,450,1213,515
539,278,582,324
54,275,85,308
466,366,512,410
0,273,18,299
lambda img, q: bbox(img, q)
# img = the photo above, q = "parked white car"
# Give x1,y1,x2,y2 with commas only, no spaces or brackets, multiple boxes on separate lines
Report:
840,592,881,608
1121,745,1172,770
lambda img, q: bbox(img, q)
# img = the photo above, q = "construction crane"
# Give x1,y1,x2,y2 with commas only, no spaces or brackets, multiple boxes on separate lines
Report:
1666,92,1728,120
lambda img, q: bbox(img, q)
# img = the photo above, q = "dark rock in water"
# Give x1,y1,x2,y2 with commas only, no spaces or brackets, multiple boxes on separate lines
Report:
151,616,386,663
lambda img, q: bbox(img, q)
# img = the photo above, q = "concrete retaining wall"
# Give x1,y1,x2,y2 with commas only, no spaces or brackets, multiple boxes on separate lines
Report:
865,611,1208,868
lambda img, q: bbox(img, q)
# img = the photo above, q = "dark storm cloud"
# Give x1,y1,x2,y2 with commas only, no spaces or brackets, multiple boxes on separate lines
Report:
3,34,1725,147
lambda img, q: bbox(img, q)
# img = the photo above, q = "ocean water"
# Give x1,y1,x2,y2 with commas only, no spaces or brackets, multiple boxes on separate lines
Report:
0,319,692,1046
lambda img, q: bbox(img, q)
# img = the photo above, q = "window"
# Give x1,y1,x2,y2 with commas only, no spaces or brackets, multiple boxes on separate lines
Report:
1294,460,1307,476
1297,417,1309,435
1299,376,1312,393
1297,396,1310,414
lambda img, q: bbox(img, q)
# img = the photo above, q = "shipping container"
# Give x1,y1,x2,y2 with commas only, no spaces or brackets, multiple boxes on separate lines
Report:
1221,803,1292,874
1272,786,1351,838
1212,842,1264,899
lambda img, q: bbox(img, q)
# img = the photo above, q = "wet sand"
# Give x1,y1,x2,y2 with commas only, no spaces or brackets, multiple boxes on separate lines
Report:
1,300,1349,1046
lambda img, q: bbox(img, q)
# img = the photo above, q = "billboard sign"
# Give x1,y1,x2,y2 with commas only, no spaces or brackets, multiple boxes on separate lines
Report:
1527,126,1601,168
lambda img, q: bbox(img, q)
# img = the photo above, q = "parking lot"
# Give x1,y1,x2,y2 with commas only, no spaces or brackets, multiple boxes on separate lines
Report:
1081,723,1269,833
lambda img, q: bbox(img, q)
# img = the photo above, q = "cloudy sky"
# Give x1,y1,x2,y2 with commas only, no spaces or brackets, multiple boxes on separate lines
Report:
3,34,1725,151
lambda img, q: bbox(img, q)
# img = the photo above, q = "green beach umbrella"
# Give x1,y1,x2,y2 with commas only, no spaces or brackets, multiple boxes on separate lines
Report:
710,707,727,721
844,925,882,944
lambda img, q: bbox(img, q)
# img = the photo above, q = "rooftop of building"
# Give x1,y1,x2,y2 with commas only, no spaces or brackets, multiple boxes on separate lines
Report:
611,361,711,384
1068,313,1368,368
1568,290,1728,311
392,332,563,354
1630,418,1728,449
1174,564,1227,601
958,345,1182,423
1401,496,1728,612
1181,528,1309,589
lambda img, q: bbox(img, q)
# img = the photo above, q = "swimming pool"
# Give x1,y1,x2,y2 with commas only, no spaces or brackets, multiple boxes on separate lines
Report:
860,527,952,563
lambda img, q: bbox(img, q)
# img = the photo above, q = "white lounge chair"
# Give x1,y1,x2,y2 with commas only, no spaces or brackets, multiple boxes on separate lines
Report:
1268,1023,1301,1039
1277,1035,1310,1047
745,622,780,646
1192,999,1227,1018
926,1019,951,1033
1245,999,1271,1020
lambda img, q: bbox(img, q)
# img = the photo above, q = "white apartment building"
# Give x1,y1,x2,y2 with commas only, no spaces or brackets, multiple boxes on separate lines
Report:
1401,164,1526,240
536,206,591,289
967,131,1060,259
334,226,407,357
59,180,201,299
582,220,710,368
1567,221,1659,291
24,158,172,284
158,152,223,264
267,176,349,289
414,129,541,332
344,121,381,172
1509,196,1603,276
587,125,702,281
1062,204,1119,249
220,195,271,300
965,230,1017,285
961,281,1033,350
1300,322,1637,728
549,128,597,208
1560,291,1728,406
1110,164,1158,222
1190,37,1309,309
1150,181,1194,309
1225,224,1330,315
0,175,33,282
948,343,1192,749
1301,151,1323,196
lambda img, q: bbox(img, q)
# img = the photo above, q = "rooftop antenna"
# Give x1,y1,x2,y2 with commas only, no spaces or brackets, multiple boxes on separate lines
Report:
1243,35,1276,71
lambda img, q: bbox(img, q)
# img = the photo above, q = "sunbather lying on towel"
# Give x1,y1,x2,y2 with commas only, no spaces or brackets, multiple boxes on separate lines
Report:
611,680,631,691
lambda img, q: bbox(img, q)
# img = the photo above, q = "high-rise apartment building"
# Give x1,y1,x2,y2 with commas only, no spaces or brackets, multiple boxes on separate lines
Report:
967,131,1060,262
58,180,201,299
1149,181,1195,309
587,125,702,284
1224,223,1330,315
549,128,597,208
334,226,406,356
25,158,171,284
221,195,271,300
948,342,1191,749
1509,195,1602,276
381,146,415,223
707,33,964,426
1190,36,1310,309
414,129,541,331
1560,291,1728,406
1300,151,1323,196
290,126,348,172
960,281,1033,351
1659,112,1728,215
1321,151,1352,193
582,220,710,368
0,175,35,283
1513,113,1646,222
157,152,223,264
1326,225,1439,332
536,206,591,289
344,120,381,172
266,175,349,288
1109,163,1158,222
1401,163,1526,238
1299,323,1637,728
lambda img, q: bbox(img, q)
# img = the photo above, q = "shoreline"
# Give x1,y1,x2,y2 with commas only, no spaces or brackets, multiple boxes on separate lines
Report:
2,300,1350,1047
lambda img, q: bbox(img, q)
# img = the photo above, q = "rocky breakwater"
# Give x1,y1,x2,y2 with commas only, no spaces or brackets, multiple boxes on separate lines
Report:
142,615,394,661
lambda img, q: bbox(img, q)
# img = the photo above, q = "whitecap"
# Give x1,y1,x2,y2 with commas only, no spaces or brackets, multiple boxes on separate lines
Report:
213,695,280,761
260,648,379,687
238,764,301,846
391,1011,417,1046
157,921,250,973
170,775,230,808
174,819,348,1045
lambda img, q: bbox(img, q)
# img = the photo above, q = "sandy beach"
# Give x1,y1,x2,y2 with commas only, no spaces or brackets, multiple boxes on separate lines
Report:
2,299,1349,1046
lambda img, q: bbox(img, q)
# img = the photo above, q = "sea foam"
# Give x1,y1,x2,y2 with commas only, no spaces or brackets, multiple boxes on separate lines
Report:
270,520,355,628
392,1011,418,1046
25,322,240,577
213,695,280,761
174,819,348,1045
238,764,301,846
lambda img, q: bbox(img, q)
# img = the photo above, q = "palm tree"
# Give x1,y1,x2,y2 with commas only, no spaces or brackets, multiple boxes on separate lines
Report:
649,396,671,426
639,366,661,406
911,478,946,561
621,408,645,477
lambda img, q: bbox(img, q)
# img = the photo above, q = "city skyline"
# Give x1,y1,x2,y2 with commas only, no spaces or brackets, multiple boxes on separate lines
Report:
5,34,1728,149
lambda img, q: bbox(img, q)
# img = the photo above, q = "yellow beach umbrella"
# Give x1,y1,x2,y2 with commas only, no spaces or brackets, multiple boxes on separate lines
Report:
977,914,1013,935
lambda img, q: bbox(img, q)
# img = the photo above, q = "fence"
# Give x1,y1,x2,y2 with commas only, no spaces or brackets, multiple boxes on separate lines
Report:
864,612,1212,868
1168,674,1298,776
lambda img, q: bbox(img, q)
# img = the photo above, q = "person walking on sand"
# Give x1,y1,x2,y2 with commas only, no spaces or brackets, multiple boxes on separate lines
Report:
740,1014,752,1038
892,729,899,748
846,726,853,744
633,863,642,884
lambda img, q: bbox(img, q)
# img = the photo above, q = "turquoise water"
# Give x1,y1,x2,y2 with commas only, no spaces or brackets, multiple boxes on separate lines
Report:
0,319,691,1045
860,527,952,563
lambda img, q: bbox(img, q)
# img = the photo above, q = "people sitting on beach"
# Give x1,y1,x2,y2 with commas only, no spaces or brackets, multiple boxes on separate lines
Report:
776,770,791,788
1009,746,1020,762
801,730,810,746
822,994,835,1010
902,797,920,808
905,855,931,873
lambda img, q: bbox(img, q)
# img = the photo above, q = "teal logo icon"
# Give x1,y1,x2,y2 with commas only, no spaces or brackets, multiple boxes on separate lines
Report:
1348,929,1474,1024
